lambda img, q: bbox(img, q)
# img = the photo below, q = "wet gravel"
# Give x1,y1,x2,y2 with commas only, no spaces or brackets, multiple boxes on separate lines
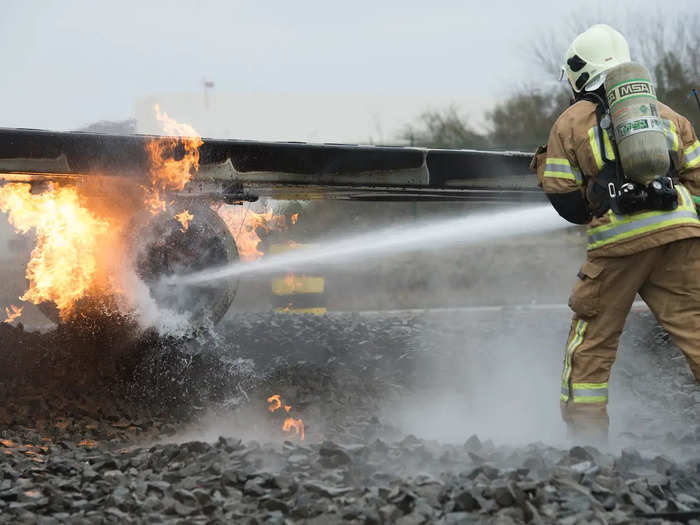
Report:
1,308,700,524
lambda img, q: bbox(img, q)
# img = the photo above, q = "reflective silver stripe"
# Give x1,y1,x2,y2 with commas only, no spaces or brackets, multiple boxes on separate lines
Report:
602,128,615,160
546,158,571,169
544,161,582,183
572,388,608,398
545,161,573,173
588,210,699,245
591,127,603,164
685,142,700,167
662,119,679,151
571,165,583,184
561,320,587,402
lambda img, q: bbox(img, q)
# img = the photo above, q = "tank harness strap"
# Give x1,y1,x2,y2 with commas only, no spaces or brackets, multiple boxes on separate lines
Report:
669,150,681,184
594,101,618,169
584,98,625,216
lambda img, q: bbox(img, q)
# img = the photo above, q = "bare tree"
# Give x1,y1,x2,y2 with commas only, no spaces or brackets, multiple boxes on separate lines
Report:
399,106,489,149
529,9,700,85
76,119,138,134
400,10,700,151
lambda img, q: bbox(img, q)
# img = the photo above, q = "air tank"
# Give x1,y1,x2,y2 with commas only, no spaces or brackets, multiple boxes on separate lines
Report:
605,62,669,185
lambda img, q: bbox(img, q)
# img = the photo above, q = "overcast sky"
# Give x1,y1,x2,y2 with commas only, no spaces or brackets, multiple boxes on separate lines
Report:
0,0,696,137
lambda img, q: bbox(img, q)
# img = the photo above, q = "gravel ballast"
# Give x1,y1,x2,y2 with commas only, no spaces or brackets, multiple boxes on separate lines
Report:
1,308,700,524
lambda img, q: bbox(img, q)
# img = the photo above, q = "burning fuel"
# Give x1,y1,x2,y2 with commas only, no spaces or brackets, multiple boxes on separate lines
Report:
282,418,305,441
174,210,194,232
267,394,305,441
0,105,208,324
3,304,23,323
267,394,282,412
144,104,203,216
0,183,110,319
217,205,294,262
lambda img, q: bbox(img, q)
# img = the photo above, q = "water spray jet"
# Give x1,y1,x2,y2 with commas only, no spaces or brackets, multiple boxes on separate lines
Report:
170,205,569,287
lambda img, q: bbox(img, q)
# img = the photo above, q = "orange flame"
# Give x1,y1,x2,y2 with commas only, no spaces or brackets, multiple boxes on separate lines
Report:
267,394,282,412
283,273,312,294
144,105,203,215
283,418,305,441
0,183,109,318
267,394,304,441
3,304,23,323
291,213,299,225
174,209,194,232
217,206,289,262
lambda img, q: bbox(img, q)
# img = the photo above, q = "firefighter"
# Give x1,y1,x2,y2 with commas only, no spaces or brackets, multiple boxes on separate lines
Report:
532,24,700,441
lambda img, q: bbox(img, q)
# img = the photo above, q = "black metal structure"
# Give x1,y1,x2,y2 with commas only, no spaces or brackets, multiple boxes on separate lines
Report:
0,127,540,203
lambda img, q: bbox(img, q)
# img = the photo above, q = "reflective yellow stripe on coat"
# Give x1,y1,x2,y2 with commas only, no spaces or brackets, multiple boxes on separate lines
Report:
588,126,615,171
684,140,700,170
662,119,680,152
587,186,700,250
544,158,582,184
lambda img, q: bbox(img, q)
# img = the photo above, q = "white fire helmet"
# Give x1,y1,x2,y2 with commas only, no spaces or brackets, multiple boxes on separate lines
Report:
563,24,631,93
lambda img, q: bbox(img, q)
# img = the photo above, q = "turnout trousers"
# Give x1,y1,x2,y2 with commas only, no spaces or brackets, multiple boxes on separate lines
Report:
560,237,700,438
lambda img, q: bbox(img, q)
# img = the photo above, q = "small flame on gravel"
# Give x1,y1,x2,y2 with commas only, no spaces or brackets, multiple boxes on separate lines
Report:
267,394,305,441
267,394,282,412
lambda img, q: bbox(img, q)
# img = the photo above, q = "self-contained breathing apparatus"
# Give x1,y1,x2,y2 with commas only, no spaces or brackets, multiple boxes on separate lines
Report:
584,62,679,217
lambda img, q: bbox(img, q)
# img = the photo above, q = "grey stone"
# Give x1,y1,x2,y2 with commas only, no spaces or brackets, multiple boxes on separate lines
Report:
445,512,481,525
81,466,99,482
304,481,352,498
173,500,195,516
318,441,352,468
490,484,515,507
569,446,594,462
466,465,499,480
141,495,162,512
244,479,267,498
173,488,198,507
146,480,171,493
413,482,443,508
464,435,482,452
453,489,480,512
396,512,425,525
628,492,654,514
103,469,125,483
110,486,131,508
379,503,402,522
260,497,289,513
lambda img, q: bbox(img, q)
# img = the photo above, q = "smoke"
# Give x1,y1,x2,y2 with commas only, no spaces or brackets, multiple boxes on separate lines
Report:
378,307,571,447
286,202,583,447
114,266,193,337
605,310,700,457
154,200,700,457
0,218,11,261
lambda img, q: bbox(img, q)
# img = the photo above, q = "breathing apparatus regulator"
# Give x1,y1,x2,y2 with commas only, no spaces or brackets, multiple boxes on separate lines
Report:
564,25,678,217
